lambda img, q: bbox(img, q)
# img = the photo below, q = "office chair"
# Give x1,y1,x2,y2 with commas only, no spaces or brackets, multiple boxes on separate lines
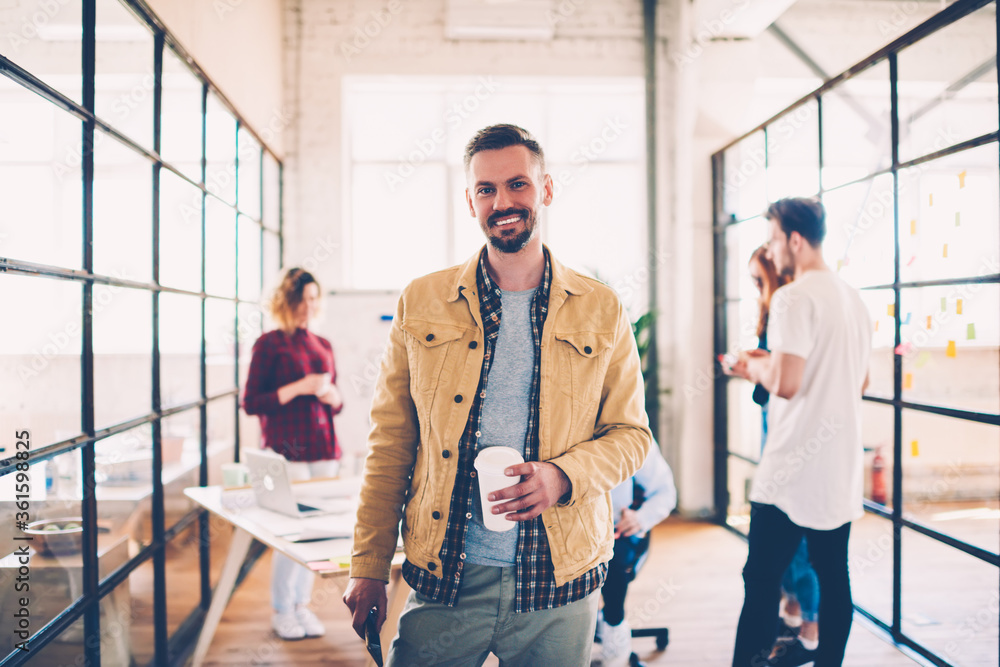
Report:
596,531,670,667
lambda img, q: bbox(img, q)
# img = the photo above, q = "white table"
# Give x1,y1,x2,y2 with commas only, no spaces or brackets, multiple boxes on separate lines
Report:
184,479,407,667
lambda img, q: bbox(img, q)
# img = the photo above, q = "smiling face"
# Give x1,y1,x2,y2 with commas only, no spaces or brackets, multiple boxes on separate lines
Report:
465,145,553,255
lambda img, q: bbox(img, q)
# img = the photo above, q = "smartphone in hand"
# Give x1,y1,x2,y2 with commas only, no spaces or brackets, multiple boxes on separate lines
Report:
365,607,383,667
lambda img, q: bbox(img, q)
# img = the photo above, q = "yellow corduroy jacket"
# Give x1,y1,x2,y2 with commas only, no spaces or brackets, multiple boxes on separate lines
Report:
350,247,652,587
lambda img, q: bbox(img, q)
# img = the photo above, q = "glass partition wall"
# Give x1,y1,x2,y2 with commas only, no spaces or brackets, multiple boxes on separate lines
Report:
712,1,999,664
0,1,281,665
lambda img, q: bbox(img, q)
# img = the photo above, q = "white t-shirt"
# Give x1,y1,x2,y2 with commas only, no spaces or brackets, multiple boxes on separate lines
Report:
750,269,872,530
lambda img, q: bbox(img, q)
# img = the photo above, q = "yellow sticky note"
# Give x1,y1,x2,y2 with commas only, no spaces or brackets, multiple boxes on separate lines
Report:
911,440,920,457
958,170,967,188
929,193,934,207
957,299,963,315
926,315,932,329
967,323,976,340
874,320,880,332
955,211,961,226
887,304,895,317
946,340,957,358
837,259,843,271
916,350,931,368
943,243,948,258
910,219,917,235
903,373,913,389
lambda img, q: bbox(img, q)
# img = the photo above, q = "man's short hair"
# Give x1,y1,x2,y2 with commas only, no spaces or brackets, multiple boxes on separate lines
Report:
766,197,826,247
463,124,545,173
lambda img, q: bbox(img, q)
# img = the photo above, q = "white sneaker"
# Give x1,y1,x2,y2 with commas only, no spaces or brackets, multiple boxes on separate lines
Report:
295,605,326,637
598,618,632,667
272,610,306,640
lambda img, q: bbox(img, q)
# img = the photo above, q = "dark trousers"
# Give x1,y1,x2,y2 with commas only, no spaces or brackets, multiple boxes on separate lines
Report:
601,534,649,626
732,503,853,667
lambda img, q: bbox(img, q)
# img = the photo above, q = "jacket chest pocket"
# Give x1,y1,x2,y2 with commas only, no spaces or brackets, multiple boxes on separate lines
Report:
401,320,470,399
553,331,614,424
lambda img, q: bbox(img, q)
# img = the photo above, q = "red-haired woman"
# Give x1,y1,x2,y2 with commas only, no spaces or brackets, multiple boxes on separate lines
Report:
243,267,343,641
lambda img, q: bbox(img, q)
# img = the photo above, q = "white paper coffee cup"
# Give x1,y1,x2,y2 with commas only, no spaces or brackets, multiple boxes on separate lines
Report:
474,447,524,532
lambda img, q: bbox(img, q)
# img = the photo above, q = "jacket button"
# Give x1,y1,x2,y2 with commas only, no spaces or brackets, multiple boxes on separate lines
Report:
442,450,451,459
469,341,478,349
428,562,437,571
584,345,592,354
454,395,463,403
432,511,441,520
426,334,435,341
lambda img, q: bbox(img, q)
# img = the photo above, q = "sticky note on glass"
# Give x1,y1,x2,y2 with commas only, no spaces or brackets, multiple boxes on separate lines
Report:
916,350,931,368
837,259,843,271
955,212,961,226
946,340,957,358
903,373,913,389
887,304,895,317
874,320,880,332
967,323,976,340
911,440,920,457
895,342,913,355
902,312,911,325
926,315,932,329
910,219,917,235
929,193,934,207
940,297,947,312
943,243,948,258
958,170,967,188
907,255,916,267
957,299,963,314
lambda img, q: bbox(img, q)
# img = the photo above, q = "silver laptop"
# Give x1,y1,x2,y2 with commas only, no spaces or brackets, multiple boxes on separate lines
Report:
244,449,347,518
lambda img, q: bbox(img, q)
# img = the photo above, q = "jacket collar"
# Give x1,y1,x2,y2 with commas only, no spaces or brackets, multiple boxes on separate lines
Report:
447,244,593,303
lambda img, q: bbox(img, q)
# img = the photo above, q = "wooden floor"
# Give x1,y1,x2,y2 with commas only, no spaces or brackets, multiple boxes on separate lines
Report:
201,517,933,666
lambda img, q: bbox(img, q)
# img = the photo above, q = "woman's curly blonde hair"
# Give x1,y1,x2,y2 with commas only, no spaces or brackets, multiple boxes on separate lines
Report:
270,267,320,333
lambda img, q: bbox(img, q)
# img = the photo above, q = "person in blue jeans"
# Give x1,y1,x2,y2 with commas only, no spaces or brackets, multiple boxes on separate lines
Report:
595,441,677,667
748,244,820,665
726,199,871,667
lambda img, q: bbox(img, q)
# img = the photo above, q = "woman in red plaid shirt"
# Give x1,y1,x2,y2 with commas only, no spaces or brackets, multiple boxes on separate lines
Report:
243,267,343,641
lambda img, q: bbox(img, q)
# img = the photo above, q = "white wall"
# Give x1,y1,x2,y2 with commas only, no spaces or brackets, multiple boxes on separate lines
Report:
145,0,286,156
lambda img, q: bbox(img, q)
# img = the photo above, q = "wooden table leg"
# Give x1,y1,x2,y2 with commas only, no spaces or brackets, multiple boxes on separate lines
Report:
190,526,254,667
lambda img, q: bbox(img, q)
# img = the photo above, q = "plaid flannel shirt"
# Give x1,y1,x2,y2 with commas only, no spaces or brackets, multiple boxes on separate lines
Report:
242,328,342,462
402,249,606,611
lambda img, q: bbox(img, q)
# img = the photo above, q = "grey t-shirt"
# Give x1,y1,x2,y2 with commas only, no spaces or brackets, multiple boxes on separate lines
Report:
464,287,536,566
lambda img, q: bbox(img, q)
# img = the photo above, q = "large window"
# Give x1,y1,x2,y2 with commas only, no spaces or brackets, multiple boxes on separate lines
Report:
713,2,998,665
343,76,650,315
0,1,281,665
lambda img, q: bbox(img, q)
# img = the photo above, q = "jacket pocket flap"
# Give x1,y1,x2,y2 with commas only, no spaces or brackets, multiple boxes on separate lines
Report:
554,332,613,358
401,320,467,348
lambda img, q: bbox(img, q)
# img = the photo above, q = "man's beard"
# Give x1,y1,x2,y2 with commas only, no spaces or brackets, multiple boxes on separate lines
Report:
484,207,536,254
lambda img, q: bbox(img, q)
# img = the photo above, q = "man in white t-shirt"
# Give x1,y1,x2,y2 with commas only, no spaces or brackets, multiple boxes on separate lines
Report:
725,198,871,667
